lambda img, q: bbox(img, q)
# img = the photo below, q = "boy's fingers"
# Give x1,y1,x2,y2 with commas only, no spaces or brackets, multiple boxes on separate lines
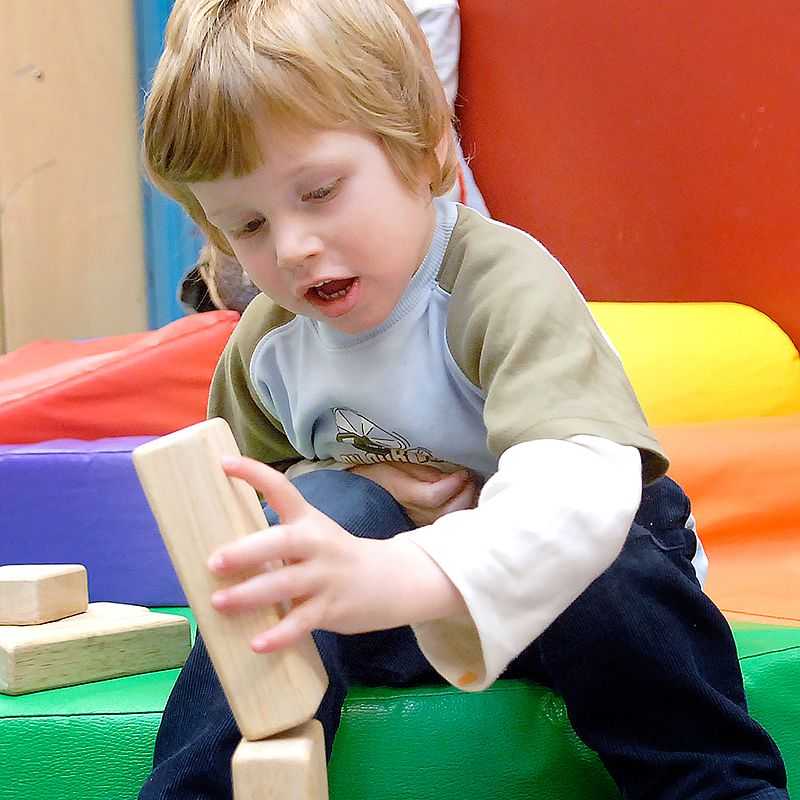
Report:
386,462,444,482
208,525,308,575
439,481,478,516
250,597,326,653
418,471,470,508
222,456,307,521
211,563,317,613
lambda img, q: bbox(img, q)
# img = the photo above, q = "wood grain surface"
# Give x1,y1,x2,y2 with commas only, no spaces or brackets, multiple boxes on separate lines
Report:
0,602,191,695
133,418,328,740
0,564,88,625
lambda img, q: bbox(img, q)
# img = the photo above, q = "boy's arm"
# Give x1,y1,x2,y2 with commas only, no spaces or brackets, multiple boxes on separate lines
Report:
397,434,642,690
208,299,302,472
403,208,666,689
440,207,669,483
203,436,638,666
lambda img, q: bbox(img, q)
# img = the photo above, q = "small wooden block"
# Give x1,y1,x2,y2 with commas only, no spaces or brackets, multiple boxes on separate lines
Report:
0,564,89,625
232,720,328,800
133,418,328,741
0,602,191,695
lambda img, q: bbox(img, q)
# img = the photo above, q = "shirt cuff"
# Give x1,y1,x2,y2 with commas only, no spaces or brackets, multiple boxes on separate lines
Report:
399,436,642,690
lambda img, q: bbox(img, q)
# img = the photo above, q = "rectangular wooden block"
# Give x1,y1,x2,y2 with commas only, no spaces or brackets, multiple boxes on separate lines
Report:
132,418,328,741
0,602,191,695
0,564,88,625
232,720,328,800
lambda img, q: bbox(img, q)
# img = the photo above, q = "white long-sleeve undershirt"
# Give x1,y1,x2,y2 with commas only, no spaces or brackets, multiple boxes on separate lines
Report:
400,435,643,691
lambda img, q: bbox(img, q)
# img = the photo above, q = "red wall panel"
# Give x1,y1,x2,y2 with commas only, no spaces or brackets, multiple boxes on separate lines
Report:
458,0,800,347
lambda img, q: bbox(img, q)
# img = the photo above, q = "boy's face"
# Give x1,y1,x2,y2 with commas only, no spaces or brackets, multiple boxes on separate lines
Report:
190,124,437,335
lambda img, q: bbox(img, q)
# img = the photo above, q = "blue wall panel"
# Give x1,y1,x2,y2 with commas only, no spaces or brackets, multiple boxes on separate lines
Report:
134,0,201,329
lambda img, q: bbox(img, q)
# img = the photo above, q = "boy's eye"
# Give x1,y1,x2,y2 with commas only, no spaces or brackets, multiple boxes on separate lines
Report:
234,218,265,238
301,179,341,203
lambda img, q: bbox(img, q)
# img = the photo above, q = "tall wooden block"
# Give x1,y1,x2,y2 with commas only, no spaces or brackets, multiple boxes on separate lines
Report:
0,564,88,625
0,602,191,695
232,720,328,800
132,418,328,741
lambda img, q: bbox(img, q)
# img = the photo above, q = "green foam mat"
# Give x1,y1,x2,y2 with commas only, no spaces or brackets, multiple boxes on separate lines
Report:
1,611,798,799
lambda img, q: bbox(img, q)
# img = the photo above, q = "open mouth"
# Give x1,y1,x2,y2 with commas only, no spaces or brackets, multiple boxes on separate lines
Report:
304,277,360,317
306,278,356,302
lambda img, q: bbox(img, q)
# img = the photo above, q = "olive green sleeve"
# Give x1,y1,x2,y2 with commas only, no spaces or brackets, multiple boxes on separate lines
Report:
207,295,302,473
441,207,668,484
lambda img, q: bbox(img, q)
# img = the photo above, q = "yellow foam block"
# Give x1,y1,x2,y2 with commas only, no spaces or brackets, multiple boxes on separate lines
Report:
589,302,800,425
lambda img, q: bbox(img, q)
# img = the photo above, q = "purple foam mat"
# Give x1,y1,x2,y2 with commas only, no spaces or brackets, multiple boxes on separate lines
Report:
0,437,187,606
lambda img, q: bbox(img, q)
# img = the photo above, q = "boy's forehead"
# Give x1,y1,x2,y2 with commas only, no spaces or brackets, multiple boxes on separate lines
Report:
247,123,378,178
256,120,369,166
191,126,375,217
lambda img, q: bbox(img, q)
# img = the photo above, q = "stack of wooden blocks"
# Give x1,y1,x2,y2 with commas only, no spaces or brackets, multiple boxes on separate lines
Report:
134,418,330,800
0,564,190,696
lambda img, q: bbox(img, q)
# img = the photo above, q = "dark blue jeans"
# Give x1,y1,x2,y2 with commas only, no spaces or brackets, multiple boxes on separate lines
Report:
138,470,788,800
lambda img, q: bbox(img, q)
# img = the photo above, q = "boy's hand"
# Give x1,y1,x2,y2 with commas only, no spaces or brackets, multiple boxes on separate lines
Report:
208,457,467,654
350,462,478,526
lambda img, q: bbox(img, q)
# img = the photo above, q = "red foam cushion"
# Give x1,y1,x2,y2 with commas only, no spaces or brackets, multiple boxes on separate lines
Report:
0,311,239,443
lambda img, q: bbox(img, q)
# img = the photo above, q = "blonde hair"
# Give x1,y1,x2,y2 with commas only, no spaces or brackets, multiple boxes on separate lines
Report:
143,0,458,253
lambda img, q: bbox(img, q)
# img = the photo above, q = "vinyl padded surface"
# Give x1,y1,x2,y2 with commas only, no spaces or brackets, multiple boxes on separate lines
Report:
4,409,800,619
0,438,185,607
659,415,800,626
0,311,238,445
1,612,797,799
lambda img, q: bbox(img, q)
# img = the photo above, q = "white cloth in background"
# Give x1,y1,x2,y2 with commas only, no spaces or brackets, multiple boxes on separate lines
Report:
406,0,490,215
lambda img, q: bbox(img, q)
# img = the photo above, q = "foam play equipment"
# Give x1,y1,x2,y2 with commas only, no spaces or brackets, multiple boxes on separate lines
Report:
3,2,799,795
592,303,800,424
0,310,238,444
0,610,797,799
3,298,795,451
0,432,797,725
0,437,185,607
2,415,796,628
1,301,798,614
660,413,800,626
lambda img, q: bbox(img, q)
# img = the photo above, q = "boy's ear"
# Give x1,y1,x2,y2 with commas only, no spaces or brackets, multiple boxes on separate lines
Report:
434,131,451,170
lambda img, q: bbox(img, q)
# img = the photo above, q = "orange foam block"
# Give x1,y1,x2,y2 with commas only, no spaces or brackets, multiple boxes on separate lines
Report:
657,414,800,625
0,311,239,443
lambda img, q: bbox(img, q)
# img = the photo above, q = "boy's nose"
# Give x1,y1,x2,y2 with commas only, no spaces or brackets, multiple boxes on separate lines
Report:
274,222,323,271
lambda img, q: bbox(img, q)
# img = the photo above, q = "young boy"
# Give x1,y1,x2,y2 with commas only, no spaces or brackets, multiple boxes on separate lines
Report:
178,0,489,317
139,1,788,798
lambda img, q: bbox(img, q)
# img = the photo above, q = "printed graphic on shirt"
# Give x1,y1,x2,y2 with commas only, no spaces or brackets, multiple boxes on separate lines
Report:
334,407,438,466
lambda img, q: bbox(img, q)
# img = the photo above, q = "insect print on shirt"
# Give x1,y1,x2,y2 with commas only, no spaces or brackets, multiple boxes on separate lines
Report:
333,407,437,467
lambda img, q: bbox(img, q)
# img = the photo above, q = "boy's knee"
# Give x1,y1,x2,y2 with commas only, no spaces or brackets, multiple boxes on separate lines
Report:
263,468,413,538
634,475,692,531
541,515,702,662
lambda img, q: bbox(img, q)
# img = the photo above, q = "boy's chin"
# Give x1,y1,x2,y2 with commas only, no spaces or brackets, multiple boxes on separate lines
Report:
323,314,381,336
297,283,394,335
321,306,392,336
